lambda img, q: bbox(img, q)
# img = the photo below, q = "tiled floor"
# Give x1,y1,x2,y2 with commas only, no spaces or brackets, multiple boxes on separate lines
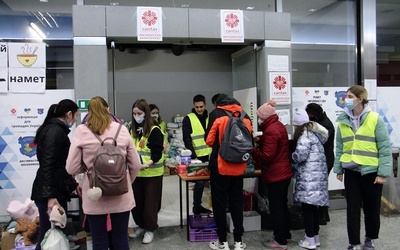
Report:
81,174,400,249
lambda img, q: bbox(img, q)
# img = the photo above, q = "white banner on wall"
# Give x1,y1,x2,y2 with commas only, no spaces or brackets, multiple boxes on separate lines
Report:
0,43,7,68
220,9,244,43
0,68,7,93
8,68,46,93
0,89,75,217
269,72,291,104
137,7,163,41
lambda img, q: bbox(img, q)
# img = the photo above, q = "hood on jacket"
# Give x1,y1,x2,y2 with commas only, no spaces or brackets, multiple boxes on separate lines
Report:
217,96,243,114
341,104,372,130
309,122,329,144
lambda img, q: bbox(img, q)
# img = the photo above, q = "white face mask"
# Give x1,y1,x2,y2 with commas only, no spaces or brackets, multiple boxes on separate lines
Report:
258,118,264,125
151,114,159,119
134,116,144,124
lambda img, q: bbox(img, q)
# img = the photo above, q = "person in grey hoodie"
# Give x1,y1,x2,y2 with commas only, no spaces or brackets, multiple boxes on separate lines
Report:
292,108,329,250
334,85,392,250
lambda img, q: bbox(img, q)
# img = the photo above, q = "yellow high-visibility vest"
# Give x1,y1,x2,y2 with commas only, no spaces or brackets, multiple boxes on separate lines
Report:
187,113,211,157
338,112,379,166
133,126,165,177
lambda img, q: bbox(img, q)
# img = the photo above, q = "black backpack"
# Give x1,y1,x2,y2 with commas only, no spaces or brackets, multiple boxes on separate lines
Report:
219,110,253,163
84,124,128,196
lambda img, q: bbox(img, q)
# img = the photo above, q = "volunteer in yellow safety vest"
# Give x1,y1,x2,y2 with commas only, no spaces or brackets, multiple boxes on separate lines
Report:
182,94,212,215
127,99,164,244
333,85,392,250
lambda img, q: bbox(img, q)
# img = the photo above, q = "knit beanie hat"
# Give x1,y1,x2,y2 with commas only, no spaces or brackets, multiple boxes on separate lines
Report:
293,108,310,126
257,99,276,120
50,205,67,228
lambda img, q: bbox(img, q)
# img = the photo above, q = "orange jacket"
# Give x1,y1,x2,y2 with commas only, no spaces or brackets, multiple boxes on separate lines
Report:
205,97,253,176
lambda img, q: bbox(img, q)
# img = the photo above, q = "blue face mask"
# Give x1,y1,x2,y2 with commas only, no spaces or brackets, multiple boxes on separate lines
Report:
134,116,144,124
344,98,356,110
65,121,72,128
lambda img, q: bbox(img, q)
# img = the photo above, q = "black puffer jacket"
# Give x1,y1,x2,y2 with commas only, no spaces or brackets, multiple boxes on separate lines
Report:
31,118,77,203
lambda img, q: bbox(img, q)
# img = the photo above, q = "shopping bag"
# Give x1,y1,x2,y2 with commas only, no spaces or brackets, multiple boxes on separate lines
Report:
41,223,69,250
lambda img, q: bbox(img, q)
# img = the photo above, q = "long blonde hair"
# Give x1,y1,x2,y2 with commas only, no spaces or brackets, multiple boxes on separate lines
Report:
87,96,111,134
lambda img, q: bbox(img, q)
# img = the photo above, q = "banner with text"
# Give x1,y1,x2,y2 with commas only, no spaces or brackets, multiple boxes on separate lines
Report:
220,9,244,43
137,7,163,41
0,90,75,217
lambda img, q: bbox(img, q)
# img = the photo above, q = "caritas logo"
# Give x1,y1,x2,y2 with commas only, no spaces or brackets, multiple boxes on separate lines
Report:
273,75,287,90
225,13,240,28
142,10,158,26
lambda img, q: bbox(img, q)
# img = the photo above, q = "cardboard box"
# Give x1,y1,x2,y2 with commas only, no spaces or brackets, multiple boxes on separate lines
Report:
1,231,17,250
226,211,261,232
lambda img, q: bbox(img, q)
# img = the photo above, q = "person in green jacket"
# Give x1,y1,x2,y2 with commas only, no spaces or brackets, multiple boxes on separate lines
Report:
333,85,392,250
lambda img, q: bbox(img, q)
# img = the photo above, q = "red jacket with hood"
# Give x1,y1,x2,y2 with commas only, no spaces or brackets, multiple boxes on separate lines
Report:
205,97,253,176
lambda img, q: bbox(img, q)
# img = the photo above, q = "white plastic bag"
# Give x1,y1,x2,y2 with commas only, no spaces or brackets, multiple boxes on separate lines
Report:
41,223,69,250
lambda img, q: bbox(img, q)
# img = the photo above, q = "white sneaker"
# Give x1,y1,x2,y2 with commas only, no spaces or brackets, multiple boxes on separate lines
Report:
234,241,246,250
299,236,316,249
142,231,154,244
128,227,145,238
209,240,230,250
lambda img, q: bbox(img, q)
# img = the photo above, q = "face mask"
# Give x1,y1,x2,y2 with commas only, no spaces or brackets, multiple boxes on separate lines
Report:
65,121,72,128
258,118,264,125
344,98,357,110
134,116,144,124
151,114,159,119
309,116,318,122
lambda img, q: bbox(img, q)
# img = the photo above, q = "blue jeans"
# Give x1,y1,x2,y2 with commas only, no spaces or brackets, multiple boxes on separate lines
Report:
35,200,67,250
87,211,130,250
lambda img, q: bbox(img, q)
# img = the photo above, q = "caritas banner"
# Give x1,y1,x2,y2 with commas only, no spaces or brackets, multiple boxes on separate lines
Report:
220,9,244,43
137,7,163,41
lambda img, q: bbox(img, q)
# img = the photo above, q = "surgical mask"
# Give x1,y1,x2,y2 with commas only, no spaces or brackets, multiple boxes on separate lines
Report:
134,116,144,124
151,114,159,119
65,121,72,128
258,118,264,125
344,98,357,110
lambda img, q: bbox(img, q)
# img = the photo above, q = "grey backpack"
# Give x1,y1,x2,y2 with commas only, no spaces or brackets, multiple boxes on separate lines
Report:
85,124,128,196
219,110,253,163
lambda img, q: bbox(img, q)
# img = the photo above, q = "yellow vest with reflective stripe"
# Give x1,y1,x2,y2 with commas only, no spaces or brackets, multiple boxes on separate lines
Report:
338,112,379,166
187,113,212,157
132,126,165,177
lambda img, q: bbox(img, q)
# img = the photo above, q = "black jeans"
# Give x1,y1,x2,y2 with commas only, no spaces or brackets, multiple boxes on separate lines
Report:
302,202,319,237
266,178,292,245
210,172,244,242
193,181,205,210
87,211,130,250
344,170,382,245
131,176,163,231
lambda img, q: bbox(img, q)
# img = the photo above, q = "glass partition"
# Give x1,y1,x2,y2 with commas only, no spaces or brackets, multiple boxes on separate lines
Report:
286,0,357,87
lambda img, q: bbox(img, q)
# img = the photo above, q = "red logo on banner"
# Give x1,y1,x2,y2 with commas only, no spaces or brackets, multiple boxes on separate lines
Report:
142,10,158,26
225,13,239,28
273,75,287,90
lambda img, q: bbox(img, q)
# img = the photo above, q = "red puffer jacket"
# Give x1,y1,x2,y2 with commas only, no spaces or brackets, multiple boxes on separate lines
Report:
251,114,293,183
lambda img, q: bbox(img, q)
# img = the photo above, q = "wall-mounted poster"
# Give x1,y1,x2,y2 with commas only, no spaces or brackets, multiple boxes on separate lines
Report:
137,7,163,41
269,72,291,104
220,9,244,43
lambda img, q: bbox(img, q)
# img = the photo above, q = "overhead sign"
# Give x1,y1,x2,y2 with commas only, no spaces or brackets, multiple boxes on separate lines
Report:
220,9,244,43
137,7,163,41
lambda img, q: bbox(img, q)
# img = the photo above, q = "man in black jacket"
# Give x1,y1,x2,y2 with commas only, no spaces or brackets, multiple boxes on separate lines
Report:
306,103,335,225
